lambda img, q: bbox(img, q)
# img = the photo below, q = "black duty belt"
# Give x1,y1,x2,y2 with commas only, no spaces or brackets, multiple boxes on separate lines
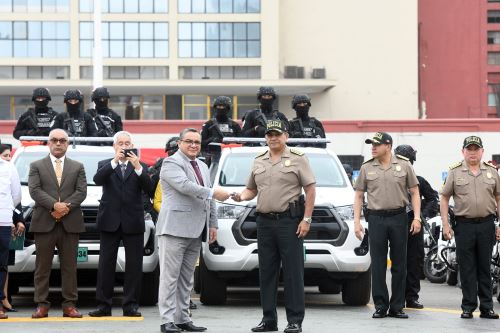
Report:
257,211,291,220
455,214,495,224
367,207,406,217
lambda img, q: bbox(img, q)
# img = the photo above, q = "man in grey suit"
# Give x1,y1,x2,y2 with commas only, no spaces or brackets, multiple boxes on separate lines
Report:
156,128,230,333
28,129,87,319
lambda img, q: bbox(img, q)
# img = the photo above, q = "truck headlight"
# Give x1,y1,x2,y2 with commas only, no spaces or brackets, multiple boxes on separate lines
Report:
217,203,246,219
334,205,354,220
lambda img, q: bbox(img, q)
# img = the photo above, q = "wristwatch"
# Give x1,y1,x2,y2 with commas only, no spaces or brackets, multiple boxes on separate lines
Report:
413,217,422,223
303,217,312,224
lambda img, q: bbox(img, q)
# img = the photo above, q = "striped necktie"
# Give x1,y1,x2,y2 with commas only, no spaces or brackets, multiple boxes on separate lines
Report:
55,159,62,185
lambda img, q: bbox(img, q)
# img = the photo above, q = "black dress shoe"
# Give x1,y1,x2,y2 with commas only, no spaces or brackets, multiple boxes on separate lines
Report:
406,299,424,309
283,323,302,333
251,321,278,332
161,322,181,333
372,309,387,318
88,308,112,317
479,309,499,319
176,322,207,332
123,308,142,317
461,310,473,319
388,310,409,319
3,306,17,312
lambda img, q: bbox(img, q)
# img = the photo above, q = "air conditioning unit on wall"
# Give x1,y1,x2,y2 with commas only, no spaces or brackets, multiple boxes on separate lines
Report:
312,68,326,79
284,66,305,79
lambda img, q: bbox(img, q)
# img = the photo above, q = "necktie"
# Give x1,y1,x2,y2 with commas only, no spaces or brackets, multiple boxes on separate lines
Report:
120,163,127,177
190,160,204,186
55,159,62,185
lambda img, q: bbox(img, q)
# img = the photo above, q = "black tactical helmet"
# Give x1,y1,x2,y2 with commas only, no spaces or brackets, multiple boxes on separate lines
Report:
165,136,180,155
32,87,51,101
257,86,276,100
213,96,232,110
63,89,83,103
91,87,110,102
394,144,417,164
291,94,311,108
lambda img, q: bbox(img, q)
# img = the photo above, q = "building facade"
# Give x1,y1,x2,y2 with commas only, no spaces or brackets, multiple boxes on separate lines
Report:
419,0,500,118
0,0,418,122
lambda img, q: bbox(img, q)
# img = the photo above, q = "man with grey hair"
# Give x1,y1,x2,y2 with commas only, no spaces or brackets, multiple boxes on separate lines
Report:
156,128,230,333
90,131,153,317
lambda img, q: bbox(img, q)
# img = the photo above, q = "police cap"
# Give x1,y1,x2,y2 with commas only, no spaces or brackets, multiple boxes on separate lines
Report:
265,120,287,134
365,132,393,145
463,136,483,149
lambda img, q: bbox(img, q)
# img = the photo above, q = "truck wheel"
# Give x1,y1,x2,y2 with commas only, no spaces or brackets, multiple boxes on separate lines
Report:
342,268,371,306
140,265,160,306
199,255,226,305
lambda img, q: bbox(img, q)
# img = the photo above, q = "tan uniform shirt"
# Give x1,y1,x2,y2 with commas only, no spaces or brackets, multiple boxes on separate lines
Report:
246,146,316,213
354,155,419,210
440,161,500,218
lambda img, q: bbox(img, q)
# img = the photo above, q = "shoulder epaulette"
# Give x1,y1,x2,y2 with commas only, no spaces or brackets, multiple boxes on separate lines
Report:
290,148,304,156
484,161,497,169
396,154,409,161
362,158,374,165
449,161,462,170
255,150,268,158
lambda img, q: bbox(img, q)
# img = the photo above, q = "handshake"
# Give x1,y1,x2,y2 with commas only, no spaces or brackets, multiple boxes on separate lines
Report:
213,188,243,202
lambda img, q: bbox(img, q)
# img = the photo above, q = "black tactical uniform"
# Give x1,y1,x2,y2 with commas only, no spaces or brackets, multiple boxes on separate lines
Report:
241,87,289,141
13,88,59,140
288,94,326,148
394,145,438,309
86,87,123,138
201,96,241,152
52,89,97,137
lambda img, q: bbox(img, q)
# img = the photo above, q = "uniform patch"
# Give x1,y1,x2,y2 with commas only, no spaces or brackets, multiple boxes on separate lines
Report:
255,150,268,158
487,172,492,179
290,148,304,156
396,154,409,161
448,161,462,170
362,158,374,165
284,160,291,167
395,165,402,172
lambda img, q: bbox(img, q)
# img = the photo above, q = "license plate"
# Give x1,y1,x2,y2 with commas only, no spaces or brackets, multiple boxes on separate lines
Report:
77,247,88,262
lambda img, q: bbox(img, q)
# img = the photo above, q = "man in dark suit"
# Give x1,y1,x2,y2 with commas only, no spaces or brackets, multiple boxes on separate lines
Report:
89,131,153,317
28,129,87,319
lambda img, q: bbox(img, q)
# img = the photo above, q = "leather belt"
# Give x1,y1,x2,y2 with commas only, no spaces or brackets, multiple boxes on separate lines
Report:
367,207,405,217
257,211,291,220
455,214,495,224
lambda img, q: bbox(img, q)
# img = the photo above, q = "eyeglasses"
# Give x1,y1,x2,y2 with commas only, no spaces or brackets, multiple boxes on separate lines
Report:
49,138,68,144
181,139,201,146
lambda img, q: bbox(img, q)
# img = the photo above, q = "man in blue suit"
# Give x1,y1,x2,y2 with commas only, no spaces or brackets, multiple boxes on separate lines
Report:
89,131,153,317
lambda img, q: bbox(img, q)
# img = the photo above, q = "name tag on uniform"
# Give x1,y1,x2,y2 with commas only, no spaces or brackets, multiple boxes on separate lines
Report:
284,160,291,167
487,172,492,179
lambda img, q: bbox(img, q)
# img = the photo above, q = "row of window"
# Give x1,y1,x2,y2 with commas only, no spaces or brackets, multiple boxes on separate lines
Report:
0,0,69,12
0,65,261,80
0,94,261,120
0,0,260,13
178,0,260,14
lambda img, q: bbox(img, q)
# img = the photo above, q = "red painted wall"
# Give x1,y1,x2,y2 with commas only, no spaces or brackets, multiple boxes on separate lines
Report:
419,0,490,118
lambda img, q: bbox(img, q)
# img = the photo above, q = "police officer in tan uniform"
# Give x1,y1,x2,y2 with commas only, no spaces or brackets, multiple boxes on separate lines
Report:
440,135,500,320
354,132,421,319
232,120,316,333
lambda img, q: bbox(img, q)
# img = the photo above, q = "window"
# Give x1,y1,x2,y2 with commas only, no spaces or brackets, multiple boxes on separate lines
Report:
79,0,168,13
488,31,500,44
79,22,168,58
488,52,500,65
488,11,500,23
0,66,69,79
178,22,260,58
7,0,68,12
80,66,169,79
0,21,69,58
179,66,260,79
178,0,259,13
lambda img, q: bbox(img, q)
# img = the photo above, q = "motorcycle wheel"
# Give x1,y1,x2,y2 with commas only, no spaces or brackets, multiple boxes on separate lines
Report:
424,247,447,284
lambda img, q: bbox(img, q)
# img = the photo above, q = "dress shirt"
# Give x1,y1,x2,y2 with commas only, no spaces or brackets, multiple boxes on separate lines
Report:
0,159,22,226
110,159,143,176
